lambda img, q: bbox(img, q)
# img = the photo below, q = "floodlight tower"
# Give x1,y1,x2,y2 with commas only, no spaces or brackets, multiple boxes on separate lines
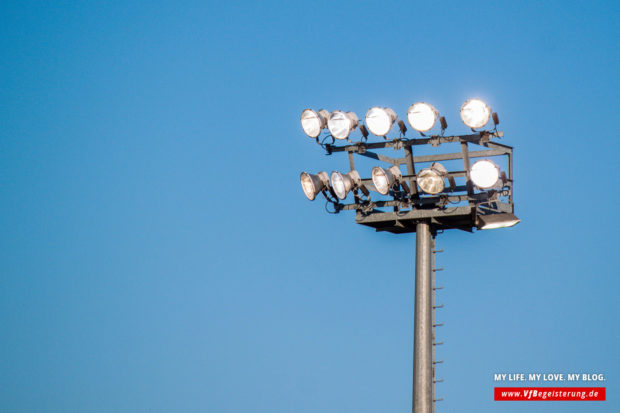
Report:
298,100,519,413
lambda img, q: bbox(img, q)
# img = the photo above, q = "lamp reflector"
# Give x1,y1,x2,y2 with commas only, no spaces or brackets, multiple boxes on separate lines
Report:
330,170,361,200
365,107,397,136
460,99,491,129
470,159,500,189
300,171,329,201
331,171,352,200
300,109,328,138
407,102,438,132
328,111,359,140
371,165,401,195
417,162,447,194
477,213,520,230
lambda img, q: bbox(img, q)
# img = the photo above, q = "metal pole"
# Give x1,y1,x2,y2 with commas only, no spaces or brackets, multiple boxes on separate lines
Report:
413,222,432,413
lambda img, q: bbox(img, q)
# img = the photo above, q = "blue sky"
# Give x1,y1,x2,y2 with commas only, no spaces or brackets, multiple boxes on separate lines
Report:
1,1,618,412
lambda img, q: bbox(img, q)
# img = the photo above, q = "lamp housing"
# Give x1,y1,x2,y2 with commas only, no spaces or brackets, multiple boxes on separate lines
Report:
365,107,397,136
300,171,329,201
300,109,329,138
470,159,501,189
417,162,448,194
477,213,520,230
460,99,491,129
371,165,402,195
328,111,359,140
407,102,439,132
330,170,361,200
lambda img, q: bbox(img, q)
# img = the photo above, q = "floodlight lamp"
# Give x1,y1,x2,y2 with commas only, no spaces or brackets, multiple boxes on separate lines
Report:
371,165,401,195
417,162,448,194
470,159,500,189
330,170,361,200
460,99,491,129
300,109,328,138
407,102,439,132
328,111,359,140
365,107,397,136
300,171,329,201
477,213,520,230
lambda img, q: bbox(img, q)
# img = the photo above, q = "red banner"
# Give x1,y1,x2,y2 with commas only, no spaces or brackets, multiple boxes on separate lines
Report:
494,387,605,401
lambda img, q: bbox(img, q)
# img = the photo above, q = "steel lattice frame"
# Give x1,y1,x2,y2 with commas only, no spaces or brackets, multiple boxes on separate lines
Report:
320,130,514,234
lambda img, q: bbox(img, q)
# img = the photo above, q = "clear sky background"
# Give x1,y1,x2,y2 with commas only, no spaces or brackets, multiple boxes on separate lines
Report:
1,1,618,412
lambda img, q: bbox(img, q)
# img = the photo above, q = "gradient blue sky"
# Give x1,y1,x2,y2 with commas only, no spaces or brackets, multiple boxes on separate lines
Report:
1,1,618,412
